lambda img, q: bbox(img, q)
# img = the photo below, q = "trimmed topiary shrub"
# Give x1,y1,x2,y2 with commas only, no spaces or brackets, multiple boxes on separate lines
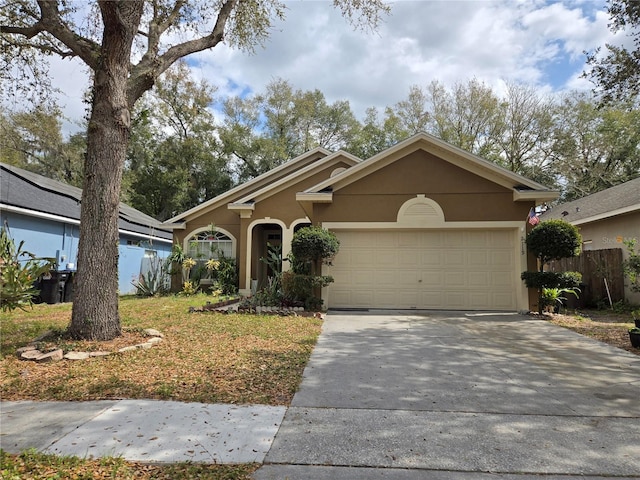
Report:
522,219,582,314
521,271,582,290
526,219,582,269
291,226,339,271
285,226,340,310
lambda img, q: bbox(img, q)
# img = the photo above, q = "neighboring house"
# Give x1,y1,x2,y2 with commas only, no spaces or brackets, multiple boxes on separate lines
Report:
0,163,173,296
164,133,558,312
540,177,640,305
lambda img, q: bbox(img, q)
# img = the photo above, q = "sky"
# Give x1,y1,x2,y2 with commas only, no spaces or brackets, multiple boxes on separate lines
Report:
8,0,628,136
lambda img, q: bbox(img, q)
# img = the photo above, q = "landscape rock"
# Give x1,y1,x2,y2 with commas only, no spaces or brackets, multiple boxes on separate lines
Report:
36,349,63,363
16,345,38,356
20,349,43,360
143,328,164,338
146,337,163,345
88,351,111,357
118,346,137,353
64,351,91,360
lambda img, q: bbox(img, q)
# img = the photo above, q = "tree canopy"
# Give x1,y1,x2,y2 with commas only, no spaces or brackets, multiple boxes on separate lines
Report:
585,0,640,103
0,0,390,340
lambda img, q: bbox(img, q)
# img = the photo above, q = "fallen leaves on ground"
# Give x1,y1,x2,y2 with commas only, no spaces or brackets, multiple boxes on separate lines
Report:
0,450,258,479
1,295,322,405
547,309,639,356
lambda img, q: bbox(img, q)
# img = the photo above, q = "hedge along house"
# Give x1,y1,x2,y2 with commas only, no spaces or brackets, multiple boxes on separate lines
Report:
163,147,360,292
165,133,558,312
0,163,173,296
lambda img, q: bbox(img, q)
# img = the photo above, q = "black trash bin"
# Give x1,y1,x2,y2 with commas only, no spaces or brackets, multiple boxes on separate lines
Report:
39,274,61,304
63,271,75,302
39,271,68,304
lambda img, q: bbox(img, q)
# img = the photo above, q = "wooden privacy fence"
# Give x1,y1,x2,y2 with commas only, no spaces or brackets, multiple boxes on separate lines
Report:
548,249,625,307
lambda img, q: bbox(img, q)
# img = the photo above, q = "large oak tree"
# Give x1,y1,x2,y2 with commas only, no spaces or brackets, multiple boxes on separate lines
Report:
0,0,388,340
585,0,640,103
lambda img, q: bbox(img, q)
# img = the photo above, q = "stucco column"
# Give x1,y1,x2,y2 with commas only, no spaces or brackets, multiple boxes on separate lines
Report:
238,215,251,295
281,227,294,273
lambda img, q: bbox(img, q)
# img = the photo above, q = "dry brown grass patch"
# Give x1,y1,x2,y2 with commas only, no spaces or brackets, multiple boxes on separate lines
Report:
1,295,322,405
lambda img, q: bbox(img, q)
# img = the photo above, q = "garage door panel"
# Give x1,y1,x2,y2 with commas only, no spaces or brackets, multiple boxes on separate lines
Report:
468,271,489,286
421,272,443,285
444,292,466,308
330,230,517,311
421,251,442,266
444,271,465,286
491,272,513,287
442,232,463,247
490,251,513,265
468,250,490,266
443,251,464,266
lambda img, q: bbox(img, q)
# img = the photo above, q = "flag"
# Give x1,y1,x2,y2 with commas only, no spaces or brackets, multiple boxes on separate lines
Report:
527,207,539,226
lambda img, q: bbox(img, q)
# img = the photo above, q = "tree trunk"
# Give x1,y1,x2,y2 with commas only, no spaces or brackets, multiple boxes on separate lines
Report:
68,2,143,340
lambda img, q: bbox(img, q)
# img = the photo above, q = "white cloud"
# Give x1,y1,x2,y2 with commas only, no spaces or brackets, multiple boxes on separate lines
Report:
21,0,617,135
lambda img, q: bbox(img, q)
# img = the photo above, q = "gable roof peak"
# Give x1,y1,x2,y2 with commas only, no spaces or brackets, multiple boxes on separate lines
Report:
300,131,557,200
162,146,333,225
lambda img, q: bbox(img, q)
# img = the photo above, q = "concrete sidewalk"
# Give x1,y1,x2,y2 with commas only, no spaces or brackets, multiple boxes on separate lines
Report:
1,399,285,464
1,311,639,479
254,311,640,479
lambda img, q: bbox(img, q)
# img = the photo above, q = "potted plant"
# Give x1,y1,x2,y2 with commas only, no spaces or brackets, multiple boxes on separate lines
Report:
632,309,640,329
541,286,580,313
629,327,640,349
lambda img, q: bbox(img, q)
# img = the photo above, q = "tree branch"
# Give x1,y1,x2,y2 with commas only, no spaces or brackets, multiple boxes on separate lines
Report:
127,0,238,106
30,0,101,69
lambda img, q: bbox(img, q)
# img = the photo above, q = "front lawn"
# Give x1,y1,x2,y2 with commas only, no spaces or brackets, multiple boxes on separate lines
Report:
0,294,322,404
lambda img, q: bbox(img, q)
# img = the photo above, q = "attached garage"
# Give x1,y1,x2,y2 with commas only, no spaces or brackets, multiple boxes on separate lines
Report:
329,229,518,311
296,133,559,313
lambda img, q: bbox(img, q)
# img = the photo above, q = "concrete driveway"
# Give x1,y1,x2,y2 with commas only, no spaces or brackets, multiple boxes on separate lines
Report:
255,311,640,479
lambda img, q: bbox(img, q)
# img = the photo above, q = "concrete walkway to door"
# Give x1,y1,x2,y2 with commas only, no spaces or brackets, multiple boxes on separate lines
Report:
254,311,640,479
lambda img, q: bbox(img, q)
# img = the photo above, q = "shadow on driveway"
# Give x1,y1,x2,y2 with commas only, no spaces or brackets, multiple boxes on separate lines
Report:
255,311,640,479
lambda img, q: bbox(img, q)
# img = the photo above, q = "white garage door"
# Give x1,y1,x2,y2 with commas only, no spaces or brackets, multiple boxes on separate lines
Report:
329,230,517,311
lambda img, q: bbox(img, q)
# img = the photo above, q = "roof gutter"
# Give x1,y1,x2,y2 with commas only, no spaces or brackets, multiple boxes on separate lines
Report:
570,203,640,226
1,204,173,244
513,189,560,203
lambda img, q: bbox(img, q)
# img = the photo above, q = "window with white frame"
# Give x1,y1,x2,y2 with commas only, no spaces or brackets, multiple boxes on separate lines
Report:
187,230,234,261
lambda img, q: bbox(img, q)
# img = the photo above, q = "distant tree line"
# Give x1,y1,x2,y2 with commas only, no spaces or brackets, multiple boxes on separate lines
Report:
2,71,639,221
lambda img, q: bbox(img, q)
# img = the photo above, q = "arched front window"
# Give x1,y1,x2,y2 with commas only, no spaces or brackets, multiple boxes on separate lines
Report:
187,230,234,261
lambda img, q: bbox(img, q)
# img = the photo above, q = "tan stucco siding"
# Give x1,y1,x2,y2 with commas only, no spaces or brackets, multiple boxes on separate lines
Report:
343,150,509,195
576,211,640,304
317,192,527,223
251,161,353,225
315,151,531,224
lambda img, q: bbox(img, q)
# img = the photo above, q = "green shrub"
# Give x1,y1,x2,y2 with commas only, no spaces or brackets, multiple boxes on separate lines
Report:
291,226,340,267
132,256,170,296
623,239,640,293
281,270,334,309
1,228,55,311
216,256,238,295
526,220,582,268
286,226,340,310
521,271,582,289
523,219,583,314
541,287,580,310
